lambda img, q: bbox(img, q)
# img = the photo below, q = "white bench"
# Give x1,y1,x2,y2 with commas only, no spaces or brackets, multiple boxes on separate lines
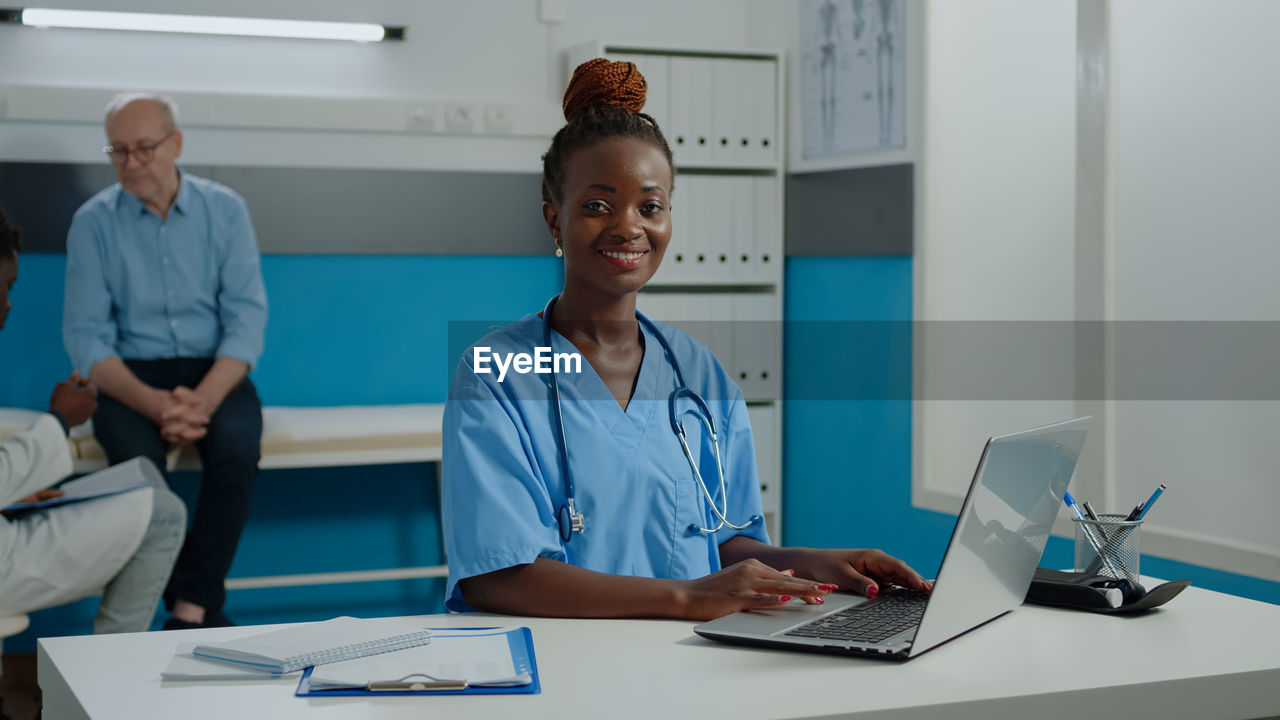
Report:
0,405,446,591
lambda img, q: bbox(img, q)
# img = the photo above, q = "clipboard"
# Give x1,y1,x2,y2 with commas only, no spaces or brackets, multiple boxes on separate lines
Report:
3,457,160,512
294,627,540,697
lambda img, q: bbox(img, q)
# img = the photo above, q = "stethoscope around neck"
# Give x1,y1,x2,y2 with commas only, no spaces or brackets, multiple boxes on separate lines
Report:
543,295,762,542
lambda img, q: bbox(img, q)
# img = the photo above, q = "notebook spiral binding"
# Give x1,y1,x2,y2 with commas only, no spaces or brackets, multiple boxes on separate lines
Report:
283,632,432,670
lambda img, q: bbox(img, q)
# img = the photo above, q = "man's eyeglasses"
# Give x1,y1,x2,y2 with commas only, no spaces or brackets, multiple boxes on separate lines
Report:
103,131,175,166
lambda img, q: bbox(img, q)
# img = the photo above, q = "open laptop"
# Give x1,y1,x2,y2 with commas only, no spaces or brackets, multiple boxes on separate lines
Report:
695,416,1091,661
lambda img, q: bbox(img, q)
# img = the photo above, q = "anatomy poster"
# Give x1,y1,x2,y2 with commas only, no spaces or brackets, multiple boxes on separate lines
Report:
800,0,906,158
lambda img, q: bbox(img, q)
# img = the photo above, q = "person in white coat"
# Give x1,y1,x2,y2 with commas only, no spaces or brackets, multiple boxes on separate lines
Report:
0,209,186,634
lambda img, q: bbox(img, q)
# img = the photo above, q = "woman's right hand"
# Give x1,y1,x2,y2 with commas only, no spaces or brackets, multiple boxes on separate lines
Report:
675,559,837,621
49,372,97,428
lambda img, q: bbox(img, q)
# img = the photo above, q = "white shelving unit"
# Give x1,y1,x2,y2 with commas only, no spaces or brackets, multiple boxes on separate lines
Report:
568,43,786,543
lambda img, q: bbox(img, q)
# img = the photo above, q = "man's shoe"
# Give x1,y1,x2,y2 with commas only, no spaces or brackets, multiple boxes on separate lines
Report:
162,610,236,630
202,610,236,628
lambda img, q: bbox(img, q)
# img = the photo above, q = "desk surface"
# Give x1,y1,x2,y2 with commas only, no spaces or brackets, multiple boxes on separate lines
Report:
37,582,1280,720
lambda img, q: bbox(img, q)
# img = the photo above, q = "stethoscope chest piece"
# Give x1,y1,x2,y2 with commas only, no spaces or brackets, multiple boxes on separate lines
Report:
558,498,585,542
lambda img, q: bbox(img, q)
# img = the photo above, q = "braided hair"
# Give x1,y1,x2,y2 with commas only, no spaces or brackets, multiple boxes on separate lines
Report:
541,58,675,205
0,210,20,259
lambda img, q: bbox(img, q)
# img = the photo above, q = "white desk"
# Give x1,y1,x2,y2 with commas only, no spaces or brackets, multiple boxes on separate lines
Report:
36,583,1280,720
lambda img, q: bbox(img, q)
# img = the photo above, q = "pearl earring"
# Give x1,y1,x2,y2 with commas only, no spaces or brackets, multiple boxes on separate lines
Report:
555,247,563,258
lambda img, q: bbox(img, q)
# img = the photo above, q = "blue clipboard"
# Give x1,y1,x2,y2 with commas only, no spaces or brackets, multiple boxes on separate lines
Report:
294,626,539,697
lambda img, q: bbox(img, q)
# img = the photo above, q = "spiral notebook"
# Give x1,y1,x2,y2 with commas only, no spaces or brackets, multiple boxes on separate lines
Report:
191,617,432,674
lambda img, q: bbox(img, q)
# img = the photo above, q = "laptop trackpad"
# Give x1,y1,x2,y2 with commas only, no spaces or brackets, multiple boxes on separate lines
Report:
698,592,870,636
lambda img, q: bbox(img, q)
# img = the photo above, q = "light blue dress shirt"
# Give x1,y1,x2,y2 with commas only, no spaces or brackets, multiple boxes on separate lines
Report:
442,309,770,612
62,171,268,375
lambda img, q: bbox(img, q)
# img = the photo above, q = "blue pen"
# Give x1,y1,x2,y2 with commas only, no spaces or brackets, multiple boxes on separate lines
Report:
1132,484,1166,521
1063,492,1087,520
1063,492,1120,576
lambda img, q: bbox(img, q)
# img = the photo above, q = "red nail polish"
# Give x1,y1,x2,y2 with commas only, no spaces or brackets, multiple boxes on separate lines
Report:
865,585,878,598
818,584,838,590
817,598,825,604
779,595,792,602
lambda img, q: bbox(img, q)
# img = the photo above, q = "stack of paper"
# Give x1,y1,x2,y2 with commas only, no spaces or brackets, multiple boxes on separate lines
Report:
304,628,532,691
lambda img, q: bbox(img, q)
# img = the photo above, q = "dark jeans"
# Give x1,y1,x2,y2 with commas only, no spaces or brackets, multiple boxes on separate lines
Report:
93,358,262,613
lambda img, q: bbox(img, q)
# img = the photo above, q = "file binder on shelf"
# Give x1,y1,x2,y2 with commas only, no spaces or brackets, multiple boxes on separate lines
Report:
747,59,778,166
753,176,781,284
666,56,698,165
295,626,540,697
748,403,781,540
712,59,737,165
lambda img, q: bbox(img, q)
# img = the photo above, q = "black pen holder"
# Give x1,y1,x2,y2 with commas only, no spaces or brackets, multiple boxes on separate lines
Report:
1073,514,1142,585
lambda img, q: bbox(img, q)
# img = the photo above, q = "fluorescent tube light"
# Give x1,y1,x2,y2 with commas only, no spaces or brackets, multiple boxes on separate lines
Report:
7,8,404,42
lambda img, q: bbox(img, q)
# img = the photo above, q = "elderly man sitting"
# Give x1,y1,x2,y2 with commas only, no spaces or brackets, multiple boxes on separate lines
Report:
62,93,268,630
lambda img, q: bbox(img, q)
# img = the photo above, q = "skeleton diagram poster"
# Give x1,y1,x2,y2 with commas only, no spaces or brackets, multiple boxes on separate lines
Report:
800,0,906,158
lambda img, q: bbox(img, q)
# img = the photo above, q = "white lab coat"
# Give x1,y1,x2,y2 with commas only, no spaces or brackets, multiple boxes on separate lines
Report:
0,414,150,615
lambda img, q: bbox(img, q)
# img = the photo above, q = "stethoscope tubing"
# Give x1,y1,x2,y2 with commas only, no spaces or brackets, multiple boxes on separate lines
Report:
542,295,759,542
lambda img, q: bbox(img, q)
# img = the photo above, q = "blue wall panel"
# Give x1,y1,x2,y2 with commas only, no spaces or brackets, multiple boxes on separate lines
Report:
783,257,955,575
0,254,564,409
0,254,73,410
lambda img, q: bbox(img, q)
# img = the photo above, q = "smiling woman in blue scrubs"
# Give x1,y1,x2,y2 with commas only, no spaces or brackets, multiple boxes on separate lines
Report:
443,59,930,620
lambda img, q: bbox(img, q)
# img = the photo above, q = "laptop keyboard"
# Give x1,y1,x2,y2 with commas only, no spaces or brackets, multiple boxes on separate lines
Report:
785,588,928,644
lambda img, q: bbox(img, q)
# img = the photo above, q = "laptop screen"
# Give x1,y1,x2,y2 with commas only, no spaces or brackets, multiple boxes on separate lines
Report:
910,417,1090,656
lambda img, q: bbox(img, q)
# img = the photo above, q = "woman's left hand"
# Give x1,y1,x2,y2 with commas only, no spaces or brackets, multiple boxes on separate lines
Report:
2,488,65,520
795,548,933,599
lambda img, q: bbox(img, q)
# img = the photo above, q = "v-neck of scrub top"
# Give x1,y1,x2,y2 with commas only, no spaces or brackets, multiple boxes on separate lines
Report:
545,317,663,466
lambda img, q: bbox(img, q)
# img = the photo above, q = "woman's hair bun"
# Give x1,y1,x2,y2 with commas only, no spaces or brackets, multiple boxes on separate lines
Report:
562,58,647,121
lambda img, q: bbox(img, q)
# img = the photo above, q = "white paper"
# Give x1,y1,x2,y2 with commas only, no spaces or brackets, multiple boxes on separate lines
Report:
4,457,159,511
57,457,161,497
799,0,907,158
306,628,529,690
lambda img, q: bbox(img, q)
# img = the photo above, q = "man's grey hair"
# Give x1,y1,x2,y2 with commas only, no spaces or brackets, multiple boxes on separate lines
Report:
104,92,180,131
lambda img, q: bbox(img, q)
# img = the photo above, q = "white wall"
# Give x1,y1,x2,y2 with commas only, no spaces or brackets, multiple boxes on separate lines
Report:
0,0,762,171
912,0,1280,581
914,0,1082,513
1108,0,1280,579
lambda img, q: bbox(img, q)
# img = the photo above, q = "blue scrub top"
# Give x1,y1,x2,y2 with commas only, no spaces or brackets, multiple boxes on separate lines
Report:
442,309,770,612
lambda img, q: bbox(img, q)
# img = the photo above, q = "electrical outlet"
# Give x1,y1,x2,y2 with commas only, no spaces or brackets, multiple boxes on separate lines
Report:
444,103,480,133
483,105,513,134
406,105,435,132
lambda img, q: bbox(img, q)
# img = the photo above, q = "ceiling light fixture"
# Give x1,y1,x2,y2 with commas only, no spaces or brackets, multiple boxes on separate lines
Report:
0,7,405,42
